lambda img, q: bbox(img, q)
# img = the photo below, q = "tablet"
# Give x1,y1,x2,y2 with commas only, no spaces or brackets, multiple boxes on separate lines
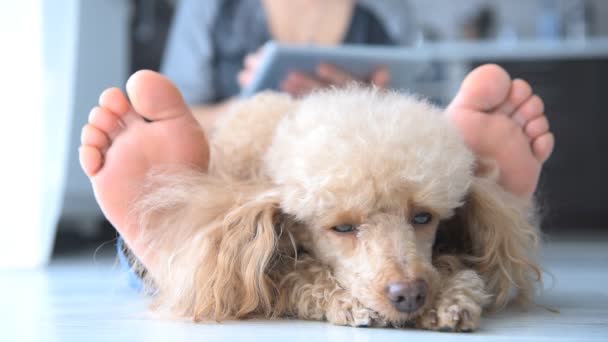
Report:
240,41,435,97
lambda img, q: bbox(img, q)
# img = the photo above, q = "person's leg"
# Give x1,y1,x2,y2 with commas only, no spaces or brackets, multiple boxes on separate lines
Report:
79,70,209,269
446,64,554,199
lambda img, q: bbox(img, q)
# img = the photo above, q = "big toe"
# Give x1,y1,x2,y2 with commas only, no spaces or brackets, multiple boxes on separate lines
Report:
126,70,190,121
449,64,512,112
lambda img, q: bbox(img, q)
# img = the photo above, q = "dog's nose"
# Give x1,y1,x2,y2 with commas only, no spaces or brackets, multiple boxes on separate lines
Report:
385,279,428,313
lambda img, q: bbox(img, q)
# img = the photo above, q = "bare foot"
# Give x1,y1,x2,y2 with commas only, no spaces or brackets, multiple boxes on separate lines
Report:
79,70,209,268
446,64,554,199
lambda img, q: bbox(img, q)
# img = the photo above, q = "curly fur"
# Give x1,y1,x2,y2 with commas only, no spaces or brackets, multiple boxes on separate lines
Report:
132,86,541,331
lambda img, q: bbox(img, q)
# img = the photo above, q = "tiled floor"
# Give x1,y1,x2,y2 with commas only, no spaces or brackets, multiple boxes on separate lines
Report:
1,233,607,342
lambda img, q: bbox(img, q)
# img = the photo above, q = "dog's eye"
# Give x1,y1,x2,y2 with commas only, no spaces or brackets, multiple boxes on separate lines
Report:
331,224,357,233
411,212,432,225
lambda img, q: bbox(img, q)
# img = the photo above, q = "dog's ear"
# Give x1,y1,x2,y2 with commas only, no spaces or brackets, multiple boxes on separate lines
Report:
457,174,542,309
208,185,284,320
134,169,286,321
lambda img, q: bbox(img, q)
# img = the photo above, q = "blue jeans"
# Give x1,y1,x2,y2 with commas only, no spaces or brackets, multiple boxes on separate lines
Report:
116,237,145,291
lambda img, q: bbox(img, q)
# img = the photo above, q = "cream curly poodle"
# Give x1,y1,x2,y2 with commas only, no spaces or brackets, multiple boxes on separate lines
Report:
132,86,541,332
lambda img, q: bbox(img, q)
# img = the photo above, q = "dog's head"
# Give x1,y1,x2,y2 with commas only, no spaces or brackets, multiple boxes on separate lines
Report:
262,86,472,321
263,86,540,322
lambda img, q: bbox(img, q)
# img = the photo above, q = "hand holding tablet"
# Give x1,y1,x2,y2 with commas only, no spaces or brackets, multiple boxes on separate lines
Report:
240,41,428,97
284,63,389,96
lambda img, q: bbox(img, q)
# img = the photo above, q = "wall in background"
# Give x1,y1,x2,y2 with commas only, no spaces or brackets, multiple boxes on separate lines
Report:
408,0,607,42
0,0,81,266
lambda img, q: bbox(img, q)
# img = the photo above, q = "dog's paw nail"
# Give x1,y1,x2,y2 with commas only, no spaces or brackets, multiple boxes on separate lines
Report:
446,304,462,323
425,309,438,325
353,316,372,327
438,326,454,332
460,327,473,333
402,320,416,328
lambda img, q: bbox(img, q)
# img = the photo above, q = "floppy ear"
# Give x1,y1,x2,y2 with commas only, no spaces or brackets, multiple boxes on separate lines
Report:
133,168,286,321
457,175,542,309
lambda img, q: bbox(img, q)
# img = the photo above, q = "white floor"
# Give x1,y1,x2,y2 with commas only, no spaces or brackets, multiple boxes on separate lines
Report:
1,234,607,342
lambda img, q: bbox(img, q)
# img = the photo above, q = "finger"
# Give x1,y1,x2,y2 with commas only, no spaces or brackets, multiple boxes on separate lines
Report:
316,63,355,86
282,72,325,97
244,44,264,64
237,69,249,88
280,78,306,97
280,79,298,96
244,53,260,70
293,72,326,94
370,66,390,88
240,48,266,88
280,73,311,97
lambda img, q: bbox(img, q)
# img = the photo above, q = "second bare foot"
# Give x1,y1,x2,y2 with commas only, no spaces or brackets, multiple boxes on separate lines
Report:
446,64,555,199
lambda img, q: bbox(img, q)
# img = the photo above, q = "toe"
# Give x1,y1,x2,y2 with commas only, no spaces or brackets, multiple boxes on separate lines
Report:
126,70,190,121
81,124,109,150
99,87,131,115
525,115,549,139
88,106,124,137
79,145,103,176
449,64,511,112
496,79,533,116
512,95,545,127
532,132,555,163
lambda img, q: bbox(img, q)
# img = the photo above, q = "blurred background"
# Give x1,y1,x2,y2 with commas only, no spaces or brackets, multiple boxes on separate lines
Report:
6,0,607,264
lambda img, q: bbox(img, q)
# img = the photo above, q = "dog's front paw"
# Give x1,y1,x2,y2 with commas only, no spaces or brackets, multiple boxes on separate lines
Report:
325,296,382,327
436,302,480,332
418,300,482,332
417,308,439,330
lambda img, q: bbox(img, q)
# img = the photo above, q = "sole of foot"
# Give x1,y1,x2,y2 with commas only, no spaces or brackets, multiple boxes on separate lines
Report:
79,70,209,267
446,64,554,199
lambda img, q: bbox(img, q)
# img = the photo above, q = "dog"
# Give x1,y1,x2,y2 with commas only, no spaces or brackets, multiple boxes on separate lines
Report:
132,86,541,332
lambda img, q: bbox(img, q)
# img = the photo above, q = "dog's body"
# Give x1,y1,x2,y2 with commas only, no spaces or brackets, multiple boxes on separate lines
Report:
136,87,540,331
